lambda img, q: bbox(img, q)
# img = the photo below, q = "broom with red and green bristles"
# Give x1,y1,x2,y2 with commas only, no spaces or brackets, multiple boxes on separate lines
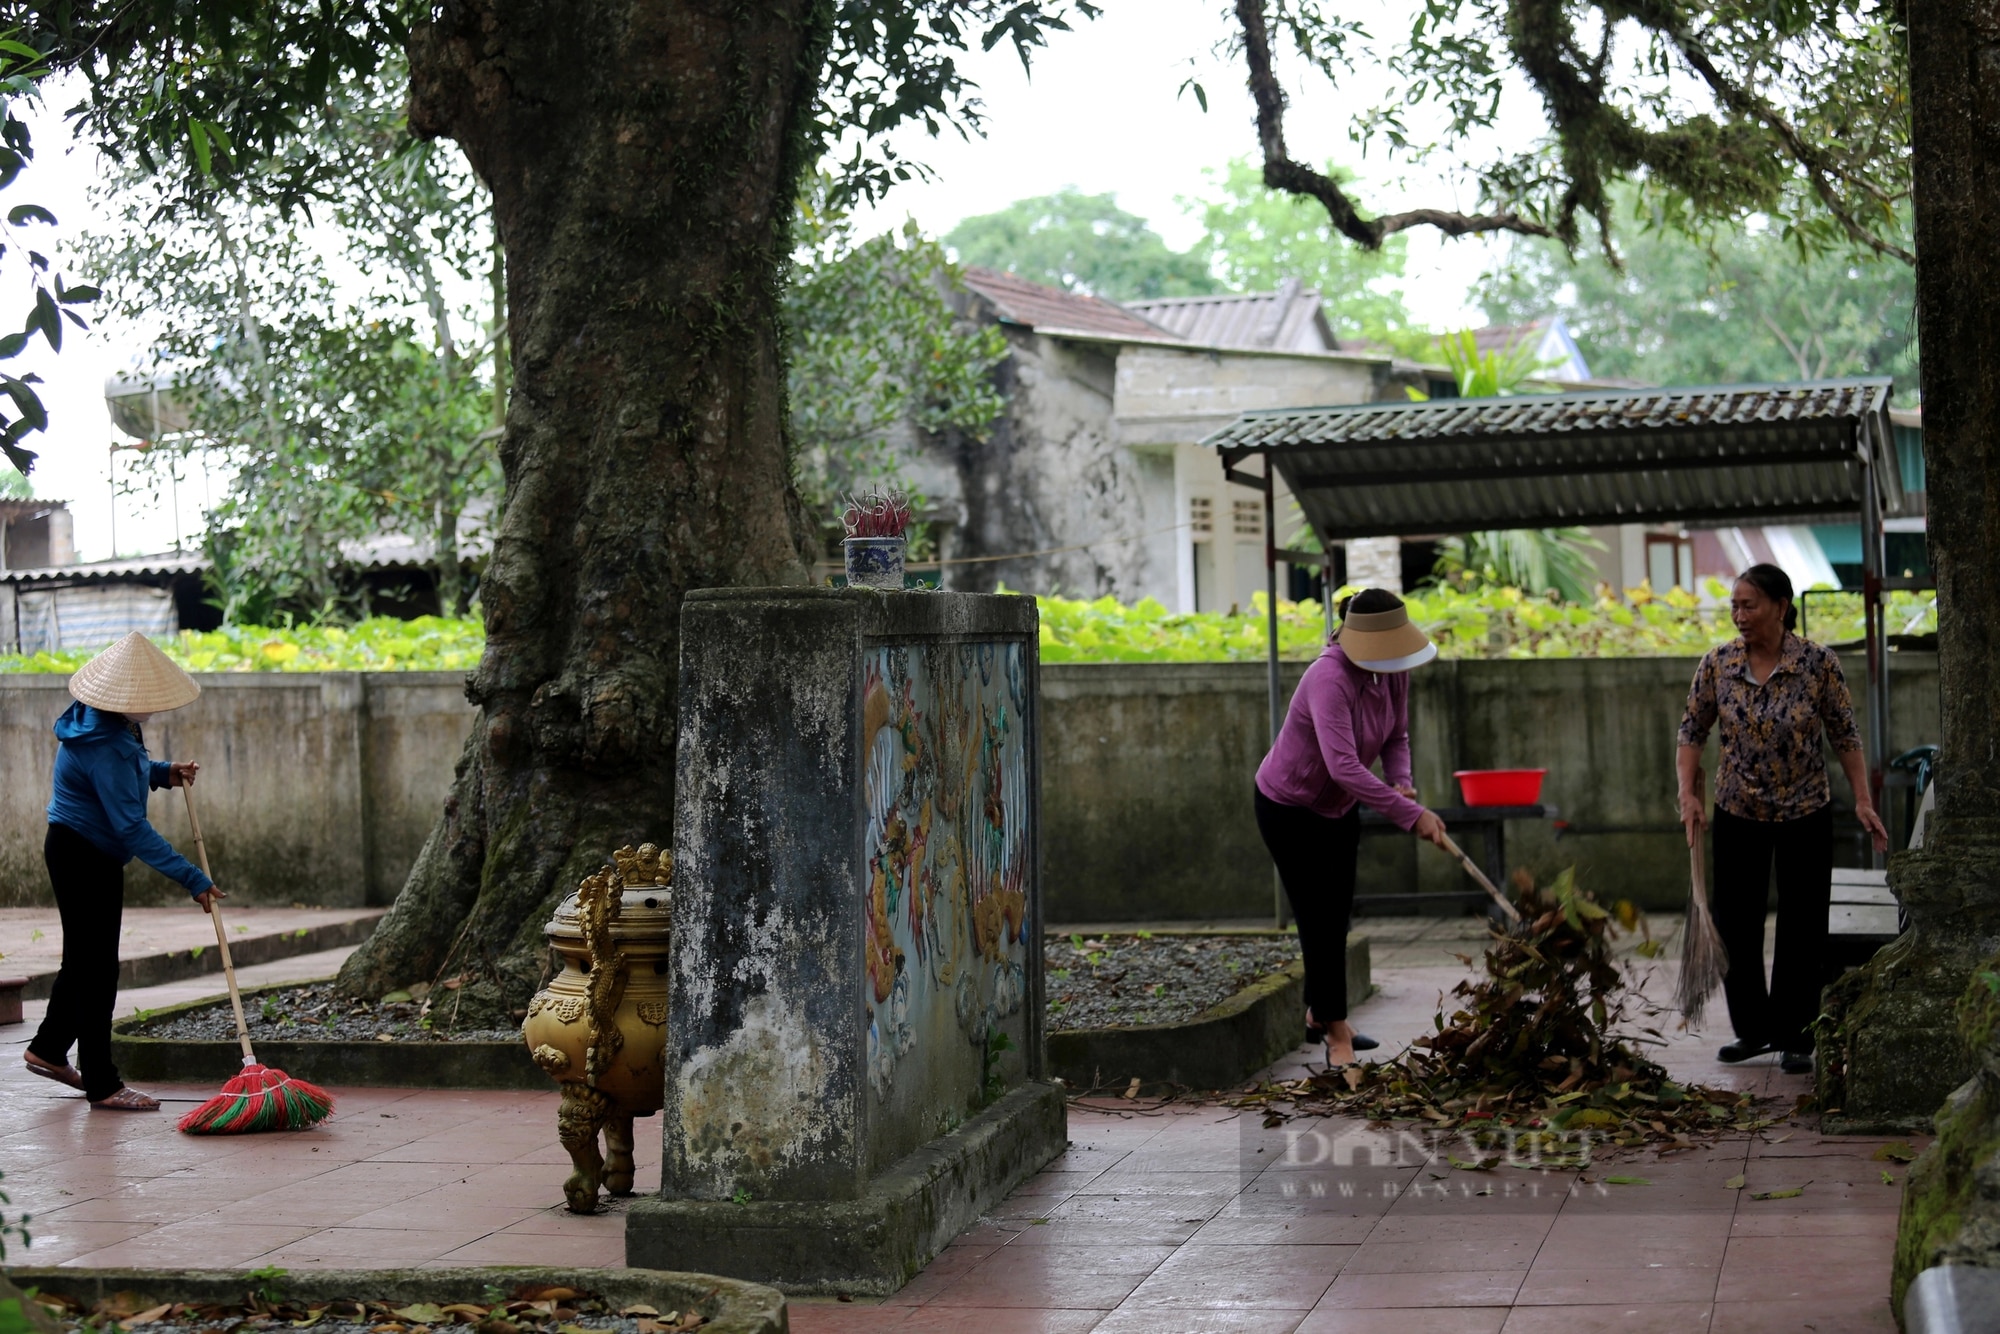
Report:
175,785,334,1135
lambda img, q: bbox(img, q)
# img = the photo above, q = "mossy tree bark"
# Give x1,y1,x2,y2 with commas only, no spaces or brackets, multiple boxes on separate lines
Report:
1882,0,2000,1305
335,0,826,1020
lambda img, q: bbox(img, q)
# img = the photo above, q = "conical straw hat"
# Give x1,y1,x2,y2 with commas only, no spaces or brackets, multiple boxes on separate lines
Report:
68,632,201,714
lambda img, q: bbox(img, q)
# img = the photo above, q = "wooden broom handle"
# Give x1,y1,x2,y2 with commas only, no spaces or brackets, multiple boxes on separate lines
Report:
1437,831,1523,923
183,785,255,1065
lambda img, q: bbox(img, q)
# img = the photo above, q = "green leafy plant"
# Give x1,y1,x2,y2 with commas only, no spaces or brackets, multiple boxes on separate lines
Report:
1432,529,1608,605
981,1026,1017,1107
0,1168,29,1261
0,615,485,674
731,1187,753,1206
246,1265,288,1304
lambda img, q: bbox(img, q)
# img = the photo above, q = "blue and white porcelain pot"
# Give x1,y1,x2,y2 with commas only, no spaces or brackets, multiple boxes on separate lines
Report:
844,536,907,590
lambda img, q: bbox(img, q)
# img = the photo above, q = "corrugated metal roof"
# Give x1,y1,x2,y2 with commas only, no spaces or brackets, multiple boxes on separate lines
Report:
1125,279,1334,353
1204,378,1901,539
2,552,206,584
959,267,1175,341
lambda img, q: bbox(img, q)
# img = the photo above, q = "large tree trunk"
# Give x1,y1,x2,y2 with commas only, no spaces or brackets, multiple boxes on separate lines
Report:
1831,2,2000,1307
336,0,827,1021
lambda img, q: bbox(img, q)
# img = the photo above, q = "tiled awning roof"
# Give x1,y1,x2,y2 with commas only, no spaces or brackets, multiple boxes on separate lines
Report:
1202,378,1902,539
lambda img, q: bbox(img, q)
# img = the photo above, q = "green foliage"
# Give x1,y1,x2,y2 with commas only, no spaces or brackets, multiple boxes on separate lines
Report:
0,616,484,674
0,35,100,480
787,179,1007,537
245,1266,288,1305
1424,328,1559,399
1032,582,1938,665
21,2,1099,216
1185,157,1424,353
1432,528,1607,606
944,187,1218,299
1357,4,1909,262
0,462,25,497
25,586,1939,673
980,1026,1016,1107
84,60,499,623
1478,188,1917,390
0,1166,27,1261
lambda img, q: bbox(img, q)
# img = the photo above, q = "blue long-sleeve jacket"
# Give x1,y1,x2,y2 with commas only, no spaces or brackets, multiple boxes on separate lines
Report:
46,702,212,897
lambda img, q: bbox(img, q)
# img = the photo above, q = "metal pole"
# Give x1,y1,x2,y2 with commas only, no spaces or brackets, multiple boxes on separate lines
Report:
1265,456,1284,928
1860,435,1888,871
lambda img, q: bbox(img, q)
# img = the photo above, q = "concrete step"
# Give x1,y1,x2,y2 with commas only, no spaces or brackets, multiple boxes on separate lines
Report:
0,907,385,999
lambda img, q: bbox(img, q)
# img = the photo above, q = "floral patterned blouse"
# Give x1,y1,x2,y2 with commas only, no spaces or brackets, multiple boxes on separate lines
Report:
1676,633,1862,822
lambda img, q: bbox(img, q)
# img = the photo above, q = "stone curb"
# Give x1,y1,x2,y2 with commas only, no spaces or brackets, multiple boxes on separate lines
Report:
20,911,387,1001
1046,932,1369,1093
6,1267,784,1334
628,1081,1067,1296
110,979,545,1090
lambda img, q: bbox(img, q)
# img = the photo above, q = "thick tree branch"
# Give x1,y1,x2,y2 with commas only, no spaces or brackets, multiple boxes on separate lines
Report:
1623,0,1914,264
1233,0,1554,249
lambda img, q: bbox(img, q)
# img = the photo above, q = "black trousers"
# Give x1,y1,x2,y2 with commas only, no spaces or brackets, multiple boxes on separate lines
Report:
1711,804,1834,1053
29,823,128,1101
1255,790,1361,1023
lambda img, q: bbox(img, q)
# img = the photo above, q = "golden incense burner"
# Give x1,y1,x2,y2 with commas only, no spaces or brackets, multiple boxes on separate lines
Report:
522,842,672,1213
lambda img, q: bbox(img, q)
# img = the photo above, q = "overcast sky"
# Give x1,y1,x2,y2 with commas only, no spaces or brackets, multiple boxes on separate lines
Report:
18,1,1547,562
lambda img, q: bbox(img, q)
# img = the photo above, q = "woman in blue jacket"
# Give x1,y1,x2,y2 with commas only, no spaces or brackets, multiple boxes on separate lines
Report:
23,632,222,1110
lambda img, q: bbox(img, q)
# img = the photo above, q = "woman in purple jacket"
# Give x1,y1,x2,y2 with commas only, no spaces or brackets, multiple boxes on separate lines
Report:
1256,590,1450,1066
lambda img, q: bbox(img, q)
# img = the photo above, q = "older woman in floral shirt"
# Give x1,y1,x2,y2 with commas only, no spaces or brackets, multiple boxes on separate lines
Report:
1676,564,1887,1075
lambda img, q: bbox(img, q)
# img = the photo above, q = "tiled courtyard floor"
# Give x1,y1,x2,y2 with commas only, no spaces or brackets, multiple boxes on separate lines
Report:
0,917,1916,1332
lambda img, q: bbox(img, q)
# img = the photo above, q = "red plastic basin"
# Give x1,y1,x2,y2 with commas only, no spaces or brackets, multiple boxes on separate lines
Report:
1454,768,1547,807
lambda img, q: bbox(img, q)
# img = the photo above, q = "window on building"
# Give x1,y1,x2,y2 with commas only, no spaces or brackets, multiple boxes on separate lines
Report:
1232,499,1264,538
1646,534,1694,592
1189,495,1214,540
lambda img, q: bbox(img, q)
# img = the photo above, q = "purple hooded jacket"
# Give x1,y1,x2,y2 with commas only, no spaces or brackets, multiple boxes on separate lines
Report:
1255,643,1425,830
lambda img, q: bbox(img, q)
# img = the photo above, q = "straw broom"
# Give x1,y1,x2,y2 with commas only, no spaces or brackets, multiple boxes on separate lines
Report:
1675,772,1728,1025
175,785,334,1134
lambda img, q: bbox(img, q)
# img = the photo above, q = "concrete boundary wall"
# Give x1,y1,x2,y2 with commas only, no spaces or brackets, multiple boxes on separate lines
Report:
0,654,1939,915
0,672,472,907
1041,654,1940,920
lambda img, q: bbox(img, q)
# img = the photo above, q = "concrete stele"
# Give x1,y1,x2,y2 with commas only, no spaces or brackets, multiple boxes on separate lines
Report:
633,588,1065,1293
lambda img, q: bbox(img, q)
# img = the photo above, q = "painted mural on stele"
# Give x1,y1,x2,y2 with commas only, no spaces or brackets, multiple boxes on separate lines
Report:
862,640,1030,1097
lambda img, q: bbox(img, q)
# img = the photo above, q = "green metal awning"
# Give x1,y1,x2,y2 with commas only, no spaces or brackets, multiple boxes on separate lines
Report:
1202,378,1901,541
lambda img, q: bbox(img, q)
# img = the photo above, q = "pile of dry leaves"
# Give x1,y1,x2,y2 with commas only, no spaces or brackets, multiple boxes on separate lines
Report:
29,1282,706,1334
1236,868,1777,1160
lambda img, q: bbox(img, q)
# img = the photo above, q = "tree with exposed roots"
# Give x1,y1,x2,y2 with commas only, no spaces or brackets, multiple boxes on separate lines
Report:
11,1,1965,1039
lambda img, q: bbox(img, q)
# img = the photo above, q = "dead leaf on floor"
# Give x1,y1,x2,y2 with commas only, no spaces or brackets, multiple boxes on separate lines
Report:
123,1304,176,1327
1122,1077,1142,1100
1341,1067,1362,1090
1872,1141,1918,1163
392,1305,447,1324
1725,1174,1746,1190
1603,1175,1651,1186
1750,1185,1807,1200
616,1308,659,1319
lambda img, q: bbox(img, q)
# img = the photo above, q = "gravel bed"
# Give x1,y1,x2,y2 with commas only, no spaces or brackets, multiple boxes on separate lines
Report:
128,938,1300,1044
1045,932,1299,1030
127,980,519,1043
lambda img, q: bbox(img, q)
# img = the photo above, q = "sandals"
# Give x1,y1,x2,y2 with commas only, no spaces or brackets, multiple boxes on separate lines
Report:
23,1051,84,1090
88,1087,160,1111
1305,1014,1380,1052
